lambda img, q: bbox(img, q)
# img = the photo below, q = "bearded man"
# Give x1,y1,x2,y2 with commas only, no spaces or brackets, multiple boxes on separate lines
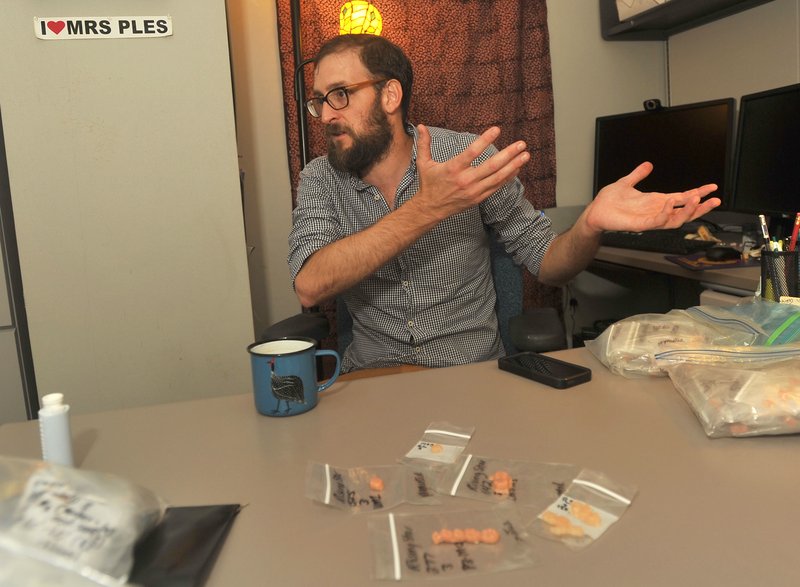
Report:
288,34,719,373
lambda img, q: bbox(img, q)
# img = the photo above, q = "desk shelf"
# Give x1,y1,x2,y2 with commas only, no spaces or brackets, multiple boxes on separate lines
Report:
600,0,776,40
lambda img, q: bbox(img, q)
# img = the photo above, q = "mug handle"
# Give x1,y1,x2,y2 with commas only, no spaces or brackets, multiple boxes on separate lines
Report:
314,349,341,392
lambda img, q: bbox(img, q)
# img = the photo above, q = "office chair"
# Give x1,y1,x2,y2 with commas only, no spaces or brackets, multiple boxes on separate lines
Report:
261,232,567,360
487,234,567,355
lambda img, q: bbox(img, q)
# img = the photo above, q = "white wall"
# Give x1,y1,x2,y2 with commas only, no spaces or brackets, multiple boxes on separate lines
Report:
668,0,800,104
227,1,301,337
0,1,255,415
547,2,667,206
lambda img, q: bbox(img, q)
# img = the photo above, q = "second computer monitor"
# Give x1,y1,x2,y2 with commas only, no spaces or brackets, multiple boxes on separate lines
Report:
593,98,735,203
730,82,800,220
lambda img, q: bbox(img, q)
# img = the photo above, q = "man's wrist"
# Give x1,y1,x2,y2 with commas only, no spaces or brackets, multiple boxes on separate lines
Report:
575,204,605,240
401,193,445,230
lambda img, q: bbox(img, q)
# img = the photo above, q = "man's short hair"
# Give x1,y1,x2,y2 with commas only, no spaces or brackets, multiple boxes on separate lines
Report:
314,34,413,122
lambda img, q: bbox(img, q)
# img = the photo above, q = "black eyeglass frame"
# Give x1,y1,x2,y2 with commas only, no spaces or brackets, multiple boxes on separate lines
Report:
305,78,388,118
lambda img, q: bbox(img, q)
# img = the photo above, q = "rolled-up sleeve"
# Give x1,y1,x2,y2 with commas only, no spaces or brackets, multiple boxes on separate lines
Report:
480,175,557,277
287,162,344,285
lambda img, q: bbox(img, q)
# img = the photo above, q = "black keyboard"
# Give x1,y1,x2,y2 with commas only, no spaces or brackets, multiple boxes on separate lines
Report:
600,229,718,255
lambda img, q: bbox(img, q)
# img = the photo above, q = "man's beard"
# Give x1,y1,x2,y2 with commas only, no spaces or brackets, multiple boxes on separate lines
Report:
326,98,393,176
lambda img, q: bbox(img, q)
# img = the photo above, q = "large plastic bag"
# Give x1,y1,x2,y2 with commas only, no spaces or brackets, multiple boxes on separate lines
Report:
666,358,800,437
0,549,110,587
587,298,800,378
0,456,165,586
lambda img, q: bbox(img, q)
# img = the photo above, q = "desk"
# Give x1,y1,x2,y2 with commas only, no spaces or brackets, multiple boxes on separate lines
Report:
546,204,761,294
546,206,762,336
339,363,429,381
596,245,760,294
1,348,798,586
569,247,761,338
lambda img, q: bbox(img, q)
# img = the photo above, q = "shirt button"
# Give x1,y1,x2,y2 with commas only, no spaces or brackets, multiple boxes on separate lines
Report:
415,347,421,353
407,320,414,327
373,194,381,201
402,280,409,287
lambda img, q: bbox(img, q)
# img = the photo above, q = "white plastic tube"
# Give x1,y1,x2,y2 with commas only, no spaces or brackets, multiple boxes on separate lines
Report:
38,393,74,466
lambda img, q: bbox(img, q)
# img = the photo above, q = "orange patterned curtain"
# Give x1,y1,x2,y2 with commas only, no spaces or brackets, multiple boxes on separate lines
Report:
275,0,560,321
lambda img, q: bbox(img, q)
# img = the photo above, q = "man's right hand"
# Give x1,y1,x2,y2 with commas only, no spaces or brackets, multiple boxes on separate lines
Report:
413,124,530,221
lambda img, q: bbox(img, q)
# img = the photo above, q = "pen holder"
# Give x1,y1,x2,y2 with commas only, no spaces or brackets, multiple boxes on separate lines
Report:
760,250,800,302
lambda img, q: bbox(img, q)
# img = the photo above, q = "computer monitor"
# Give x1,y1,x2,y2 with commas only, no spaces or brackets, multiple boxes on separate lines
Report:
593,98,735,204
730,82,800,230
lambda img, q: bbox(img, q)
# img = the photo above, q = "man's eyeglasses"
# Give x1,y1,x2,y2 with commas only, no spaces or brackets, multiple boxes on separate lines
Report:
305,79,388,118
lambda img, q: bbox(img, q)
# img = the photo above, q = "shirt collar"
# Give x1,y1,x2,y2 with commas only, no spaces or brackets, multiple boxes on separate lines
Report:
406,122,419,164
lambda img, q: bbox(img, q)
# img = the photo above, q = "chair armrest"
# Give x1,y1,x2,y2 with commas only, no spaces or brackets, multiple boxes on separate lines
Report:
259,312,330,343
509,307,566,353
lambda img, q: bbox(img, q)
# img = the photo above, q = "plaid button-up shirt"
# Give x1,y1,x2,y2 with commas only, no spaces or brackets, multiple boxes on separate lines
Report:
289,125,556,372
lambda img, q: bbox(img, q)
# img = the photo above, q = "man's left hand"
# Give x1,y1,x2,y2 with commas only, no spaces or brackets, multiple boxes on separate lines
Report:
585,162,721,235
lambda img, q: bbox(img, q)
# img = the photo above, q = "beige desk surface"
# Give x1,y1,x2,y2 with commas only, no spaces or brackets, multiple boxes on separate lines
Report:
2,348,798,586
597,245,760,293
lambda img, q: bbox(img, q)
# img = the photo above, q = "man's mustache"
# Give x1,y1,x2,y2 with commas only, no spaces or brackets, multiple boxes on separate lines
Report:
325,123,350,138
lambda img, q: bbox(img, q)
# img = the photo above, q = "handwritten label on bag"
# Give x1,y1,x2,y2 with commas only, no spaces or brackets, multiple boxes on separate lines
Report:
12,470,124,558
543,494,618,540
405,441,463,464
329,469,384,510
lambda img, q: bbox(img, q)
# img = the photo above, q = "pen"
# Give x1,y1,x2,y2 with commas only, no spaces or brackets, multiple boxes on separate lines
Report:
789,212,800,252
758,214,772,250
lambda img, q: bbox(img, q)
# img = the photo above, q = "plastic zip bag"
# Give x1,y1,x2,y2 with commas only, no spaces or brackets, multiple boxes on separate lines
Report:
0,549,111,587
655,300,800,368
367,507,535,580
666,358,800,437
686,297,800,346
399,422,474,469
0,456,165,586
587,299,800,377
586,309,755,377
653,342,800,368
435,454,578,513
532,469,636,551
305,463,438,513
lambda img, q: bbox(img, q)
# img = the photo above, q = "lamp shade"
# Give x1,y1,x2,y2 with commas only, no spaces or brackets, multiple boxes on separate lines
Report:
339,1,383,35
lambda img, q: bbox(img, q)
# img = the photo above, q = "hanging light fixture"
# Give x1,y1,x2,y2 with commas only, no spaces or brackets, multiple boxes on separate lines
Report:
339,1,383,35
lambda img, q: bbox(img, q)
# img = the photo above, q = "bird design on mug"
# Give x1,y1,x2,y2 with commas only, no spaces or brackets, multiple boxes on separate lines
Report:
270,358,305,414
